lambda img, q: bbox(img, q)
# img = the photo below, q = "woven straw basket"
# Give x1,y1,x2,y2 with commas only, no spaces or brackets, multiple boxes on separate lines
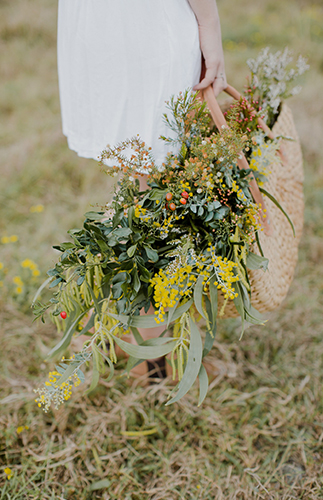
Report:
202,85,304,317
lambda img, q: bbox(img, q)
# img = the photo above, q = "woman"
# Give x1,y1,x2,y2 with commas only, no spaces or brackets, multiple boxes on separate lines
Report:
57,0,227,377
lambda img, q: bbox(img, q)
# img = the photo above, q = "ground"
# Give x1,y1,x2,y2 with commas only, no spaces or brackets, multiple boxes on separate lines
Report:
1,0,323,498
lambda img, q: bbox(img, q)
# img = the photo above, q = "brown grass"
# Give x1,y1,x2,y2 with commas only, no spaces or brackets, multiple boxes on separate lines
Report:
1,0,323,498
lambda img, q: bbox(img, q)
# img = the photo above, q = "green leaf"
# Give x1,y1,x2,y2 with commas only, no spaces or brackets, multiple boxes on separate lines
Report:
203,296,216,358
49,277,63,289
149,189,167,200
127,244,137,258
90,479,111,491
198,364,209,406
193,275,206,320
113,336,177,359
128,206,135,229
130,326,144,345
259,187,295,237
77,311,95,336
108,298,193,328
167,299,180,328
166,317,203,406
56,362,79,385
46,311,86,360
84,211,106,220
246,251,269,271
233,282,245,333
99,351,115,382
85,346,100,394
209,279,218,327
144,246,159,263
86,282,100,317
244,304,265,325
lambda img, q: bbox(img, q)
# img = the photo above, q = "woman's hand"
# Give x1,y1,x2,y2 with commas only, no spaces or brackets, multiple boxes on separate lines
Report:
187,0,227,97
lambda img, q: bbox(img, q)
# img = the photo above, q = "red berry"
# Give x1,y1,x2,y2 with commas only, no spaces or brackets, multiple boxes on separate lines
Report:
60,311,67,319
181,191,189,199
165,203,169,210
166,192,173,201
169,203,176,211
180,198,187,205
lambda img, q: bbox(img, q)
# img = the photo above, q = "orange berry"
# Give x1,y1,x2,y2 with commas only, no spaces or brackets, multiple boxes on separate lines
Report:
166,193,173,201
169,203,176,211
180,198,187,205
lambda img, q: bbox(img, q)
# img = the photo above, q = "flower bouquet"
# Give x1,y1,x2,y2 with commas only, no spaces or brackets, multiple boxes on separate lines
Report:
33,48,308,411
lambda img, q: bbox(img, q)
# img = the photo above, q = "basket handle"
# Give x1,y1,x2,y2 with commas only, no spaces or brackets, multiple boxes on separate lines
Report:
201,84,274,236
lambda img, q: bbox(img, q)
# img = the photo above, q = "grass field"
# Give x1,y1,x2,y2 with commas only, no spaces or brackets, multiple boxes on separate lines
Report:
1,0,323,498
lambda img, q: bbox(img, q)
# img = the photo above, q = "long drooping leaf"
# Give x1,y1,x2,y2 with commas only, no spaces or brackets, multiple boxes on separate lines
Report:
108,298,193,328
46,311,86,360
77,311,95,336
233,282,245,334
113,336,177,359
209,280,218,327
259,186,295,236
85,346,100,394
166,317,203,406
246,251,269,271
203,296,217,358
55,362,79,385
198,364,209,406
193,275,206,320
167,299,180,327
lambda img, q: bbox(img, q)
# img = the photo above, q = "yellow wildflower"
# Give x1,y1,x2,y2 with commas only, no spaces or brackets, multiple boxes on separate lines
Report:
4,467,13,480
30,204,44,213
13,276,23,286
16,425,29,435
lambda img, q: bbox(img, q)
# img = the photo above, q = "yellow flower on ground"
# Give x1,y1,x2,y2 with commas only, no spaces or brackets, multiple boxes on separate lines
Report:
0,262,3,270
32,269,40,277
21,259,37,270
13,276,23,286
1,235,18,244
30,204,44,213
16,425,29,434
4,467,13,480
16,286,23,294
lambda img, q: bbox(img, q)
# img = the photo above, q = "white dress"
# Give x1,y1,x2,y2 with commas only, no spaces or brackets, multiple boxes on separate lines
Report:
57,0,201,167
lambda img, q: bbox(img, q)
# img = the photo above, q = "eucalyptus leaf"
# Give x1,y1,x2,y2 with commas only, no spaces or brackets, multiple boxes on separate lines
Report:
127,244,137,258
113,336,177,359
259,186,295,237
193,275,206,320
246,251,269,271
198,364,209,406
46,311,86,360
166,317,203,405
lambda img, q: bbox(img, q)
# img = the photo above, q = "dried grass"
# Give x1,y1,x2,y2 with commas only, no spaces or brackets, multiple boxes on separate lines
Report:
1,0,323,498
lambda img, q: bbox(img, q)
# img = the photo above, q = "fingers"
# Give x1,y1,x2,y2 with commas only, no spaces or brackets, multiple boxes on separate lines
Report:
193,67,217,91
194,72,227,96
212,75,228,97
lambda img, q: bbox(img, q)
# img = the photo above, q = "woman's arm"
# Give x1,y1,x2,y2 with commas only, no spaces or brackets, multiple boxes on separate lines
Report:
187,0,227,96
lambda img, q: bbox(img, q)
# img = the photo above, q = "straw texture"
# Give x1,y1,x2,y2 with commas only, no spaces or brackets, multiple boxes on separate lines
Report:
221,104,304,317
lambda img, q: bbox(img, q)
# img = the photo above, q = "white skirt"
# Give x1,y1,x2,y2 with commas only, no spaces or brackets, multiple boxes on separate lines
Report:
57,0,201,167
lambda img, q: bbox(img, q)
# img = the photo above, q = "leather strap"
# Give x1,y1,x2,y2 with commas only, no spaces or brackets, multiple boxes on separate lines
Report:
201,84,274,236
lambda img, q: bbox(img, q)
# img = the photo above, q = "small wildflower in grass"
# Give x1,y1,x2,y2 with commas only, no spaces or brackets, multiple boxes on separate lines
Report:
4,467,13,480
1,235,18,244
21,259,37,270
30,204,44,213
16,425,29,435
